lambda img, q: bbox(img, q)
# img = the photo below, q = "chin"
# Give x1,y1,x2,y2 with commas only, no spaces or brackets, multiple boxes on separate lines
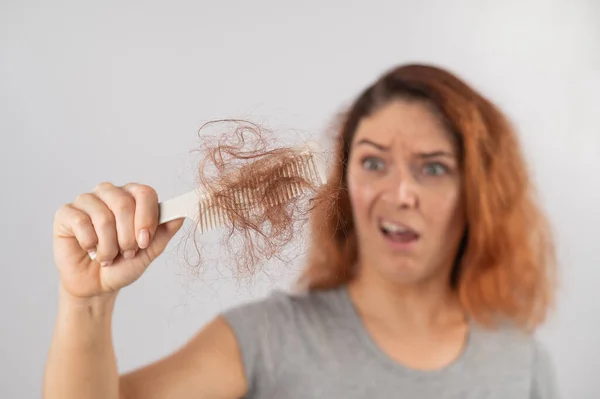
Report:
377,258,430,285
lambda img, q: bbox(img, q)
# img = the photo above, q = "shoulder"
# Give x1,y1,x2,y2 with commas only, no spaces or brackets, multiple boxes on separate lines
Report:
470,322,560,398
472,321,554,357
222,286,347,332
528,336,560,399
219,287,346,391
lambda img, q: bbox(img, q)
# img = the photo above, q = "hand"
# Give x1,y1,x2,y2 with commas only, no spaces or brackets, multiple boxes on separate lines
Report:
53,182,184,299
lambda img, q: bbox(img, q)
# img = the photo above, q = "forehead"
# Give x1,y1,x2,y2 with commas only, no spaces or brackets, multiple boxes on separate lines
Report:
352,99,456,151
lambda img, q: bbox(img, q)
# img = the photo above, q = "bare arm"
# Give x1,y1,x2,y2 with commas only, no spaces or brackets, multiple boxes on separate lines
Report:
120,316,246,399
43,286,120,399
43,285,247,399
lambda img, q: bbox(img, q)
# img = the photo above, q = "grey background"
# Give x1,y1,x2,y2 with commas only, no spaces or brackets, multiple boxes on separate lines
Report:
1,0,598,397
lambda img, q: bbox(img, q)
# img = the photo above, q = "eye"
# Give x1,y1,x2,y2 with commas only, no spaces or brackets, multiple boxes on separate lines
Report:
422,162,448,176
361,156,385,172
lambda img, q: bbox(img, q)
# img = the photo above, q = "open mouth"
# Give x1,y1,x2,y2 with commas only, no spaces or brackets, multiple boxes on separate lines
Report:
379,219,420,244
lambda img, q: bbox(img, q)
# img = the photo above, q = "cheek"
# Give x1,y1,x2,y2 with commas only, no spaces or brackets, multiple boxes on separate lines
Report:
347,171,376,223
423,185,464,228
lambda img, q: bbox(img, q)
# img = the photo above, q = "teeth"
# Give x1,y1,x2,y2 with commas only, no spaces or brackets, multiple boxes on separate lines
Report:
380,220,410,234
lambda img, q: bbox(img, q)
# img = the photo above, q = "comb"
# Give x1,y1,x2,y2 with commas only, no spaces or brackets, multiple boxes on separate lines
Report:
158,140,327,232
88,141,326,260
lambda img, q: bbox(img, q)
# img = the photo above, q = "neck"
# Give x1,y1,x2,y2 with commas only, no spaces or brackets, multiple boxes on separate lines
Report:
347,265,465,333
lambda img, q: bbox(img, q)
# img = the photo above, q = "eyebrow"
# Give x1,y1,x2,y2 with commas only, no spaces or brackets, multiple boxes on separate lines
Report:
415,150,455,159
356,139,455,158
356,139,390,151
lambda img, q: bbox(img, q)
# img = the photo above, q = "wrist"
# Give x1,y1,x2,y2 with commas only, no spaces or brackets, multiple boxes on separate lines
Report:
58,284,118,318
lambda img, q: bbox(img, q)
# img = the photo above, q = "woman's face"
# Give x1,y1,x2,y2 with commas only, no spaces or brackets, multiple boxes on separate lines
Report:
346,99,466,286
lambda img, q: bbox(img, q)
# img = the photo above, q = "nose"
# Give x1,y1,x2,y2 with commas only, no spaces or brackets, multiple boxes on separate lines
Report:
382,173,419,209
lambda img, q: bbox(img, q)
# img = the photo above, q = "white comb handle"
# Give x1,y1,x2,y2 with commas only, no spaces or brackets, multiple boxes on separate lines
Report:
158,188,203,224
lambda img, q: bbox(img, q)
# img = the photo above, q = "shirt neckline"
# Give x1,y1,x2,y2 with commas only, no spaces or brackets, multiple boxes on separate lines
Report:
337,284,477,378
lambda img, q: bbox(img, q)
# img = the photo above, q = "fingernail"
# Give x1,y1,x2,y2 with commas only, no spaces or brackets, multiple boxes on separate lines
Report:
138,229,150,249
101,260,113,267
122,249,136,259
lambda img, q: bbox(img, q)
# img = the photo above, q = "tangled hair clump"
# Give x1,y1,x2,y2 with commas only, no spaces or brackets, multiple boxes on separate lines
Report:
183,119,330,281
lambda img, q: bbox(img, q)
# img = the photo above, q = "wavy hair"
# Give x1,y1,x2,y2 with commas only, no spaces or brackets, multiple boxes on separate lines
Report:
299,64,557,331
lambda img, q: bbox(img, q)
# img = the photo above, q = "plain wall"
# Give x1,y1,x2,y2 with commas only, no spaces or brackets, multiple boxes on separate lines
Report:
1,0,598,397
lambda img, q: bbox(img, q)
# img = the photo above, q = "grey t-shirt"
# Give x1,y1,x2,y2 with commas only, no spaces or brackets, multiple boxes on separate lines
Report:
222,285,560,399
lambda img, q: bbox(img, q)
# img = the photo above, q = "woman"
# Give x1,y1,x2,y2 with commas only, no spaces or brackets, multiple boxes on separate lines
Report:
44,64,560,398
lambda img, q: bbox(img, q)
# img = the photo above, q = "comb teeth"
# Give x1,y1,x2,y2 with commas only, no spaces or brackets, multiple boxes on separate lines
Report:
195,151,324,234
156,141,327,229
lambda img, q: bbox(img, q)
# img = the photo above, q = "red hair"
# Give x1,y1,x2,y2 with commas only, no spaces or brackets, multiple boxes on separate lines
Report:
300,64,557,331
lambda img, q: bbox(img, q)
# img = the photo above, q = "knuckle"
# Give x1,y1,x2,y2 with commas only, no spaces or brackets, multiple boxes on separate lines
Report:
139,185,157,199
95,211,115,228
54,204,70,220
114,194,135,213
128,183,157,199
93,181,114,193
73,213,92,228
73,192,93,204
80,237,98,250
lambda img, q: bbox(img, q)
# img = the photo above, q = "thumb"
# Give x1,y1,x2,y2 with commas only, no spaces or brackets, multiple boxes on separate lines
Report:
144,218,185,261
